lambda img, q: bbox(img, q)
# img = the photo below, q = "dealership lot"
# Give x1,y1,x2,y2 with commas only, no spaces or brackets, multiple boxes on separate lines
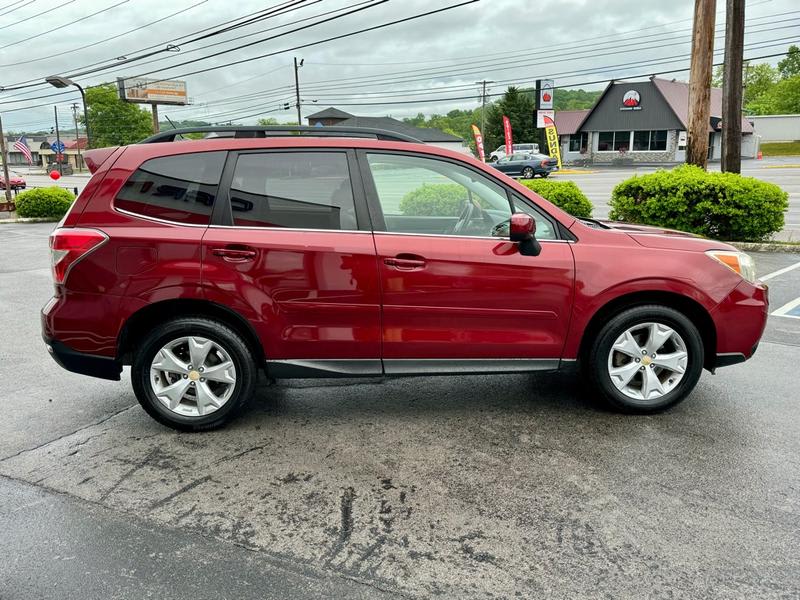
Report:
1,222,798,599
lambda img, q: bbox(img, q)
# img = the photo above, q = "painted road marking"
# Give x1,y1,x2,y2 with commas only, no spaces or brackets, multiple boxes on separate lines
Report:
771,296,800,320
760,260,800,282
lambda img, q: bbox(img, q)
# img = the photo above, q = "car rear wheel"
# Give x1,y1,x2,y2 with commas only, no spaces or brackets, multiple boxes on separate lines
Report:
131,317,257,431
585,305,704,413
522,167,534,179
540,172,550,178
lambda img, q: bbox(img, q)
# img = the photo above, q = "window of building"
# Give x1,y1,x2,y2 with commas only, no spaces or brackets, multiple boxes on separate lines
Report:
632,130,668,151
597,131,615,151
228,152,357,230
568,132,588,152
115,151,226,224
612,131,630,152
366,153,512,237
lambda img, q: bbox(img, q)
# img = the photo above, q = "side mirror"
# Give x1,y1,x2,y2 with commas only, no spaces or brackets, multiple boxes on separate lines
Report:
509,213,541,256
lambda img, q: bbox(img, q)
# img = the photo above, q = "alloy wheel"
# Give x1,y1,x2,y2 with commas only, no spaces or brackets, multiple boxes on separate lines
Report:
150,336,237,417
607,322,689,402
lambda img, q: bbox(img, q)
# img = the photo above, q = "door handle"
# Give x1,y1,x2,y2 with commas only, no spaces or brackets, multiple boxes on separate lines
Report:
211,247,257,262
384,254,426,270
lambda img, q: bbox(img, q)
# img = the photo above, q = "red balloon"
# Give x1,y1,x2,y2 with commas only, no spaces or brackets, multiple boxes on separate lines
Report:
49,170,61,180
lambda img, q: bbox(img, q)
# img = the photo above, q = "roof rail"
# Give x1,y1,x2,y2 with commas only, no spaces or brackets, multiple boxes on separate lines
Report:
139,125,423,144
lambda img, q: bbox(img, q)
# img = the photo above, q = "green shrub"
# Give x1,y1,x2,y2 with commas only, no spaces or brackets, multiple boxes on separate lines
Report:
609,164,788,241
15,187,75,219
399,184,470,216
520,179,593,218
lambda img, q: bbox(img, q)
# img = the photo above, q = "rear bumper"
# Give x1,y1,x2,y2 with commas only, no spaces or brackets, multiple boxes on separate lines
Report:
43,336,122,381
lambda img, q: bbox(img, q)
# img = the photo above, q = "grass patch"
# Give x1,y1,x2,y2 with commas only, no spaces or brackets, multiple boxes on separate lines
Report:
760,141,800,156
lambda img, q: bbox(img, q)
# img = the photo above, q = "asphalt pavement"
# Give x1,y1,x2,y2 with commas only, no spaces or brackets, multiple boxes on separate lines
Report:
0,222,798,599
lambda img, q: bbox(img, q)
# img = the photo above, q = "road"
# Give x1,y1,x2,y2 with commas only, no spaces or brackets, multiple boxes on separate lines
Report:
1,222,798,599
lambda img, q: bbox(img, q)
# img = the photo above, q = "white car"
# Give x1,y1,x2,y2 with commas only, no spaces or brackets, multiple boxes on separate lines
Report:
489,143,540,162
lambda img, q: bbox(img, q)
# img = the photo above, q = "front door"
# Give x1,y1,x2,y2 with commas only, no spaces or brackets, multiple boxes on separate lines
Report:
358,151,575,373
202,149,382,376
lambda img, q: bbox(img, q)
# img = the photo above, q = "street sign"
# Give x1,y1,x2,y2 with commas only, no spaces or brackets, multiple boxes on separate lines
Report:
50,141,65,152
537,110,555,128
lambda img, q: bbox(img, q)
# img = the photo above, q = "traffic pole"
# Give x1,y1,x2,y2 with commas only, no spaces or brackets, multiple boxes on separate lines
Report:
54,106,63,176
72,103,83,173
0,115,13,207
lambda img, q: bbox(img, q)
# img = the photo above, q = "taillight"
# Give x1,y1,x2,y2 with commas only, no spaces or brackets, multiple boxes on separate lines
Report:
49,228,108,284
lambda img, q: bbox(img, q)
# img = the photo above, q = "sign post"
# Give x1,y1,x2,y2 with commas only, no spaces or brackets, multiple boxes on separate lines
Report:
535,79,555,157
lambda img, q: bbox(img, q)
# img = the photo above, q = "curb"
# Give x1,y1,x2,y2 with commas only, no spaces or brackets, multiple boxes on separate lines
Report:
0,217,60,224
728,241,800,254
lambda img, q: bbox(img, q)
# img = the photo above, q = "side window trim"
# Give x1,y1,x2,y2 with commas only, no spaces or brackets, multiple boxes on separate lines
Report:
215,148,368,231
356,149,515,234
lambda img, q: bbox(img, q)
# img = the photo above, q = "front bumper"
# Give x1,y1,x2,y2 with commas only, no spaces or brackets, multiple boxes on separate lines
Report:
709,280,769,369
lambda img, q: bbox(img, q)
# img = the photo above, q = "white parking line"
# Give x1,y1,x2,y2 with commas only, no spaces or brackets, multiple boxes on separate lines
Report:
760,260,800,282
771,296,800,320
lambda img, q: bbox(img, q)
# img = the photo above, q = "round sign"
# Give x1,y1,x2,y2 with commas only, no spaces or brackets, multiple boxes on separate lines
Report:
623,90,641,107
49,170,61,180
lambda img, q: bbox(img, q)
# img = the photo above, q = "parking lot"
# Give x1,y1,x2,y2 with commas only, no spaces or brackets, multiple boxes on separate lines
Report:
1,222,799,599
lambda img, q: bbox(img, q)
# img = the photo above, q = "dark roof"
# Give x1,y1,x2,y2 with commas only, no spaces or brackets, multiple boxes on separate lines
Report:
554,110,590,135
335,116,463,142
651,77,754,134
306,107,354,120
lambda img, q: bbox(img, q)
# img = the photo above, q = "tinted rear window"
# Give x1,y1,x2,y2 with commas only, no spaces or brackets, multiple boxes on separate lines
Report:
115,151,226,224
228,152,356,230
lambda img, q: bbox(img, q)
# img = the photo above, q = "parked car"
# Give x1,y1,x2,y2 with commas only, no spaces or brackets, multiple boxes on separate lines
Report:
0,170,26,189
491,152,558,179
489,143,539,162
42,126,768,431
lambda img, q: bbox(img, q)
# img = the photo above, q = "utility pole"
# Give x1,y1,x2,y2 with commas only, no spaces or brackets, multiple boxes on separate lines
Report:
686,0,717,169
294,57,304,125
476,80,493,134
0,115,13,206
54,106,63,176
151,104,159,133
721,0,744,173
71,103,83,173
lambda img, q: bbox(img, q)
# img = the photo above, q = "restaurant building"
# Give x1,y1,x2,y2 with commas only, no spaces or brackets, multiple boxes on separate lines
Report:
554,77,758,165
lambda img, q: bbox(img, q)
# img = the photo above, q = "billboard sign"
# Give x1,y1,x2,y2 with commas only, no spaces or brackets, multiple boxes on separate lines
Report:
539,79,554,110
118,77,188,105
537,109,555,128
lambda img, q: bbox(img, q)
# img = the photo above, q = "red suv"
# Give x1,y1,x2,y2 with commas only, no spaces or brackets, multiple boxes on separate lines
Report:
42,126,768,431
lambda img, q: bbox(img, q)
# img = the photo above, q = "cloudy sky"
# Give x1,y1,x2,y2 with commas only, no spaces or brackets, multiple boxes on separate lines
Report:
0,0,798,132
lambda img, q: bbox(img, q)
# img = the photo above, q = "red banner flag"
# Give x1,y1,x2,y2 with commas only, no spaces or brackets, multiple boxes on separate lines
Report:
471,124,485,162
502,115,513,157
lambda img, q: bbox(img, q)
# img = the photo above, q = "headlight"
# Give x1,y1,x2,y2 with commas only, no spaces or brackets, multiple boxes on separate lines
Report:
705,250,757,283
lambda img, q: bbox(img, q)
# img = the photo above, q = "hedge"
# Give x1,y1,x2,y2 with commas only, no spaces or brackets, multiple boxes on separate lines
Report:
400,184,476,216
608,164,788,241
15,187,75,219
519,180,593,218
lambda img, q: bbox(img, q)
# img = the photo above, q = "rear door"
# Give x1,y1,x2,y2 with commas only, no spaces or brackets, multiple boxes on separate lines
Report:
202,148,382,375
357,150,575,371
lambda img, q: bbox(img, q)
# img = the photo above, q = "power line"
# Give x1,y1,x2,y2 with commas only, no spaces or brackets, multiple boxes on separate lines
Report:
0,0,208,66
0,0,75,31
0,0,34,17
0,0,131,51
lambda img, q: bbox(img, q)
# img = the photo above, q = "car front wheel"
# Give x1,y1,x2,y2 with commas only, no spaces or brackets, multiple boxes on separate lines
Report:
131,317,257,431
585,305,704,413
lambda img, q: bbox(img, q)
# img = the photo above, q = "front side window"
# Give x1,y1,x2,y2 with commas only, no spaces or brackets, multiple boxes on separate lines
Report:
115,151,226,224
366,153,512,238
228,152,356,230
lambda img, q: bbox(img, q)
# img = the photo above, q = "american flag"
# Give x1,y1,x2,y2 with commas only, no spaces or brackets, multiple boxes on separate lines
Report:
13,136,32,164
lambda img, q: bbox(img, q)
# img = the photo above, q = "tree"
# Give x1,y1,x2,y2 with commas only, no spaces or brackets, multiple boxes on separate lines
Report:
257,117,279,126
713,62,779,112
484,86,536,153
747,75,800,115
82,84,153,148
777,45,800,79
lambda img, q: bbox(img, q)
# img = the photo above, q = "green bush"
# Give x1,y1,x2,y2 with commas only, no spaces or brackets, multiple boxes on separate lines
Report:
609,164,788,241
15,187,75,219
399,184,469,216
520,179,593,218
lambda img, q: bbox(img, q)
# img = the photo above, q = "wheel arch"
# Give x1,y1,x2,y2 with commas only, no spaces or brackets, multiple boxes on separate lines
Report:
577,290,717,371
117,299,265,368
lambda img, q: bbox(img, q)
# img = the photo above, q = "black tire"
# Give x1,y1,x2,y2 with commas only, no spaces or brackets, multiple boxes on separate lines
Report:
541,171,550,178
522,167,534,179
584,305,704,413
131,317,257,431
